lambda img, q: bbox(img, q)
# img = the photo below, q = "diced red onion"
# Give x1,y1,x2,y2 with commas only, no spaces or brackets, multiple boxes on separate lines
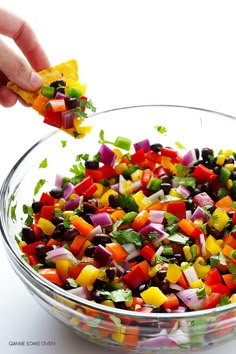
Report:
110,260,125,276
171,305,187,313
110,183,119,192
193,192,214,207
55,173,64,188
182,149,198,168
177,288,205,310
186,210,192,219
61,109,75,129
149,210,165,223
55,92,70,101
119,174,127,194
146,189,164,205
122,243,140,261
63,182,75,200
93,244,112,266
139,329,174,349
168,328,190,345
183,265,199,285
90,212,113,227
133,139,150,153
88,224,102,240
99,144,116,166
68,286,91,300
169,283,185,292
191,206,210,223
139,223,168,246
64,196,81,210
176,185,191,199
130,180,142,192
46,247,77,263
199,233,207,256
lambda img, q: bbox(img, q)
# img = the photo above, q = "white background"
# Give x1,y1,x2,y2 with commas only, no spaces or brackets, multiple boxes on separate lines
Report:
1,0,236,353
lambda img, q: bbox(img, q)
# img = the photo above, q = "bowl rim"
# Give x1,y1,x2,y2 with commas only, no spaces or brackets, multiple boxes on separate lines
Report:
1,103,236,320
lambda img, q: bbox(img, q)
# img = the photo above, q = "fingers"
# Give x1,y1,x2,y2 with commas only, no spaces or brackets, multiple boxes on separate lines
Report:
0,38,43,91
0,8,50,72
0,85,18,107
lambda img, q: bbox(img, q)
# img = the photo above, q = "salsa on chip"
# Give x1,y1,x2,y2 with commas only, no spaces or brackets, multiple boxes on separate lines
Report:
7,59,96,138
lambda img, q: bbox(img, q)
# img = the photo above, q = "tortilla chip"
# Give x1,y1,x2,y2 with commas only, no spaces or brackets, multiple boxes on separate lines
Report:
7,59,78,105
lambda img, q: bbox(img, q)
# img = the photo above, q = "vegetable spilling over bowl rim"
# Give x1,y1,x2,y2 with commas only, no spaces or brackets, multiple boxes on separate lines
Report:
7,59,96,138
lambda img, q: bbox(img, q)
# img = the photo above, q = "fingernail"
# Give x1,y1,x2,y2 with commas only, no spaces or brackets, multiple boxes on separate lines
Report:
30,71,43,89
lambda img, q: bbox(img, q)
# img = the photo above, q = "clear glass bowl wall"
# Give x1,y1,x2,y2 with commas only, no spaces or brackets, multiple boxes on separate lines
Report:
1,105,236,353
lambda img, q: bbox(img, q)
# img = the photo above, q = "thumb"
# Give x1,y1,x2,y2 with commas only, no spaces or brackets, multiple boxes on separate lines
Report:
0,38,43,91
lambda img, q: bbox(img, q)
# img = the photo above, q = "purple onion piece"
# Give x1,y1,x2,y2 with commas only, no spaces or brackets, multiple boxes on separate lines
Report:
64,196,81,210
63,182,75,199
90,212,113,227
133,138,150,152
99,144,116,166
93,244,112,266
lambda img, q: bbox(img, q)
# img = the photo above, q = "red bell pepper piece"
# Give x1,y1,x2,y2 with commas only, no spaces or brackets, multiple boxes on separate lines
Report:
21,241,45,255
74,176,93,195
140,242,156,262
28,254,41,267
83,183,98,199
145,151,162,163
30,224,42,240
166,201,186,220
131,149,145,165
98,164,118,179
203,292,221,310
141,169,153,187
191,164,217,184
160,147,178,159
123,262,149,289
40,192,56,205
43,106,62,128
39,205,55,220
204,268,222,286
85,169,104,183
211,283,231,297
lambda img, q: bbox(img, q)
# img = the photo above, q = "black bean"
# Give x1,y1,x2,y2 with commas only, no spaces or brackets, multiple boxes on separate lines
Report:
106,268,116,282
85,160,99,170
213,165,220,175
52,230,63,239
150,143,163,153
66,97,78,109
93,234,111,245
35,244,47,258
156,269,167,281
231,171,236,180
201,148,213,162
108,194,119,208
83,202,97,214
31,201,43,213
50,80,66,89
194,149,200,159
161,183,171,194
22,227,35,244
94,290,106,303
225,157,234,164
160,174,170,183
158,279,170,294
51,216,65,226
84,245,97,257
49,187,63,199
63,228,79,241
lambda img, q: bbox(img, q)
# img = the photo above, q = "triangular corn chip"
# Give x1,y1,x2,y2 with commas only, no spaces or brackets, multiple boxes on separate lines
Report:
7,59,78,105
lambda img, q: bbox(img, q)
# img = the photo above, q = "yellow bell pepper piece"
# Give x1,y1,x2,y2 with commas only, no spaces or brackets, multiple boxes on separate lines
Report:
141,286,168,307
208,208,229,232
75,264,99,286
205,235,222,255
56,259,73,282
133,190,152,211
193,257,211,280
99,189,118,207
166,263,182,283
37,217,56,236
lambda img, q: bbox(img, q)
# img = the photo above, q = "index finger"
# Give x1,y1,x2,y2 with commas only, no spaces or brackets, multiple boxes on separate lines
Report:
0,8,50,71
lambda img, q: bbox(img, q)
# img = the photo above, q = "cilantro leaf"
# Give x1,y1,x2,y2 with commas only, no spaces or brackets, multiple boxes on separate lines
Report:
117,194,139,212
100,288,132,303
155,125,167,135
111,228,145,248
39,158,48,168
34,179,46,196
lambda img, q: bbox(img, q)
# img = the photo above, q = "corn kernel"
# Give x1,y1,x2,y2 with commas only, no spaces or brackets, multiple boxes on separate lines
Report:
216,154,226,166
226,179,233,190
183,245,192,261
190,279,203,288
101,300,116,307
113,148,123,160
69,193,79,200
230,294,236,303
115,162,128,175
19,240,27,251
63,210,74,219
112,327,126,343
223,149,233,157
224,163,235,172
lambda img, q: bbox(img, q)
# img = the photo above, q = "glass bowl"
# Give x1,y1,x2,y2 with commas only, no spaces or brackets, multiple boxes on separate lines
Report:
1,105,236,353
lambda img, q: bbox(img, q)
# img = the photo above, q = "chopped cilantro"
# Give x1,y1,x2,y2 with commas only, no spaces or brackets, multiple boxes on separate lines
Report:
167,232,189,245
197,287,206,299
10,204,17,222
61,140,67,148
34,179,46,196
155,125,167,135
228,263,236,281
175,141,186,150
67,278,78,288
100,288,132,302
111,228,145,248
173,176,196,189
117,194,139,212
39,158,48,168
217,294,231,307
22,204,34,226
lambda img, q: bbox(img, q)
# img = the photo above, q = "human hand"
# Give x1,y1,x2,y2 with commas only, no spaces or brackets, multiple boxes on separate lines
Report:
0,8,50,107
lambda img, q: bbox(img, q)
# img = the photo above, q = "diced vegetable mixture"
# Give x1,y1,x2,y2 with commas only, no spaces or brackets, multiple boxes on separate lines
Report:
17,128,236,317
